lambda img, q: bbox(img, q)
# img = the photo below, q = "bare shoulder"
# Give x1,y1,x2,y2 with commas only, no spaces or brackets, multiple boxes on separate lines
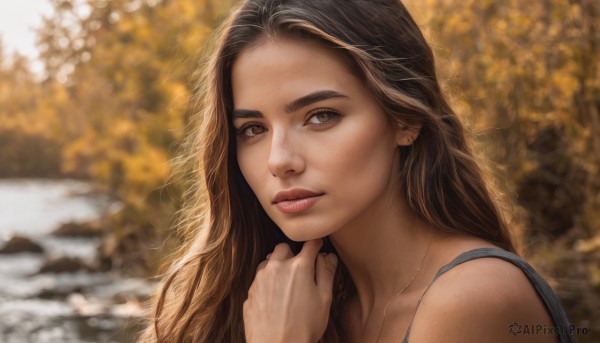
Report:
408,255,559,343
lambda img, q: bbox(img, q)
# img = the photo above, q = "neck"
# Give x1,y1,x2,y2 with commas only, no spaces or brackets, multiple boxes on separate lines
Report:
328,191,439,324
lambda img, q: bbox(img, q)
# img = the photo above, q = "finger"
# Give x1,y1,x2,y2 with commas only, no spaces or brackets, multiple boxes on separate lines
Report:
315,253,338,300
256,259,268,273
269,243,294,261
297,238,324,261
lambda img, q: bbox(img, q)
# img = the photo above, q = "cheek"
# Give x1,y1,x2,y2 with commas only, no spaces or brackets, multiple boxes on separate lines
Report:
237,146,269,199
237,150,256,185
321,119,396,189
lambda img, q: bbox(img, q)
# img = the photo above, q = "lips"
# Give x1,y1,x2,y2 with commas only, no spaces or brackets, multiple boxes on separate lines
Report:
272,189,325,215
272,188,325,204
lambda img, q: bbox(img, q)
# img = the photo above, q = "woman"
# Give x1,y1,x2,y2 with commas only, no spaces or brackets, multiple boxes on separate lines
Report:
140,0,576,342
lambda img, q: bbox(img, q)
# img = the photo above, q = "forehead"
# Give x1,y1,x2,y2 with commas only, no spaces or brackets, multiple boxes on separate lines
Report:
231,36,362,107
241,34,358,71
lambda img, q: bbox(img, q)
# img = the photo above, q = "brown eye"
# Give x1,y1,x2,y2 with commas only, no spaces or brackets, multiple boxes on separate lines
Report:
314,113,332,123
244,125,266,137
306,109,341,126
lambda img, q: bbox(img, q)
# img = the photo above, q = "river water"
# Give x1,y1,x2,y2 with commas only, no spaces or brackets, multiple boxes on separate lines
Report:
0,179,153,343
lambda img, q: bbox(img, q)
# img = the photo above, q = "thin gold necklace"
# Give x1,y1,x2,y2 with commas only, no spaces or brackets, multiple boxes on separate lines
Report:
371,235,433,343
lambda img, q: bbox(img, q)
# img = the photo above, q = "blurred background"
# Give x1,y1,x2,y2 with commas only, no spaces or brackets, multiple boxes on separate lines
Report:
0,0,597,342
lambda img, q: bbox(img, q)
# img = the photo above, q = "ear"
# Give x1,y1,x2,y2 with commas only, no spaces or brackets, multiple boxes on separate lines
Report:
395,124,421,146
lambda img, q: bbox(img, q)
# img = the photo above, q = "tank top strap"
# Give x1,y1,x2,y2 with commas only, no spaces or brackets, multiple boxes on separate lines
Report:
401,247,576,343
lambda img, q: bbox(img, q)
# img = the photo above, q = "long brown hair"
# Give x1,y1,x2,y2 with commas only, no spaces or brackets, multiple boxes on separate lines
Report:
139,0,517,341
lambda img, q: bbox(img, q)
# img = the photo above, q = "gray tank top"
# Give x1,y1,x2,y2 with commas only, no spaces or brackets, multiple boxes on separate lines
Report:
401,247,578,343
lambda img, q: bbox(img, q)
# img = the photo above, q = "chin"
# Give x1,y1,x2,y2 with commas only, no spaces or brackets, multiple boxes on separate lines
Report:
282,230,315,242
279,224,333,243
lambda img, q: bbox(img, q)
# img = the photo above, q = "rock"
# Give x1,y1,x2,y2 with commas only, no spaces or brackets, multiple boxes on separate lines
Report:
38,256,89,273
111,299,144,317
38,285,84,299
0,236,44,254
51,220,103,237
68,293,110,316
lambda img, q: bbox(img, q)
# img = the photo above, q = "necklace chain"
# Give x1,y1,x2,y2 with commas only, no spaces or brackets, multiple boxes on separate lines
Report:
371,235,432,343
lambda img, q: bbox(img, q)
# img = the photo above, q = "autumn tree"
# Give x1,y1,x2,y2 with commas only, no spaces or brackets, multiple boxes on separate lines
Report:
405,0,599,338
28,0,238,272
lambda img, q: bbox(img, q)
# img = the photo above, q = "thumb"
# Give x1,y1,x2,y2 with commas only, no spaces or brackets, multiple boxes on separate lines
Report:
315,253,338,300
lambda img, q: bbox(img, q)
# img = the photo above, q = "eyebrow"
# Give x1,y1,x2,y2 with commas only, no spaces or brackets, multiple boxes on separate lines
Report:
231,90,348,119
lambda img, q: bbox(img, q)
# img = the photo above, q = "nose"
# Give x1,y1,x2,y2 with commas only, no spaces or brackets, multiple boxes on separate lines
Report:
267,128,305,178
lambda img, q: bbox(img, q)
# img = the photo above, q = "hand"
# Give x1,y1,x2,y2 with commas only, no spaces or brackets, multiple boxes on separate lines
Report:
243,238,339,343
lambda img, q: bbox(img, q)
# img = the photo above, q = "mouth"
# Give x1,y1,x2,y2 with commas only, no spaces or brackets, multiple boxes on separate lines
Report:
272,188,325,214
272,189,325,204
274,194,324,214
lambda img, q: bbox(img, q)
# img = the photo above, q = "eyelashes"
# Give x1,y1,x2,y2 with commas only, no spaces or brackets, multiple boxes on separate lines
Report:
235,108,342,141
236,123,266,138
305,108,341,127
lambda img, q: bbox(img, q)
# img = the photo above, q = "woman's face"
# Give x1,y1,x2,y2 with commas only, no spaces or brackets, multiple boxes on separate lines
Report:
231,37,405,242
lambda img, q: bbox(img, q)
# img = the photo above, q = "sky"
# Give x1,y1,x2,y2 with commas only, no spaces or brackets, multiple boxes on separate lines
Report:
0,0,53,73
